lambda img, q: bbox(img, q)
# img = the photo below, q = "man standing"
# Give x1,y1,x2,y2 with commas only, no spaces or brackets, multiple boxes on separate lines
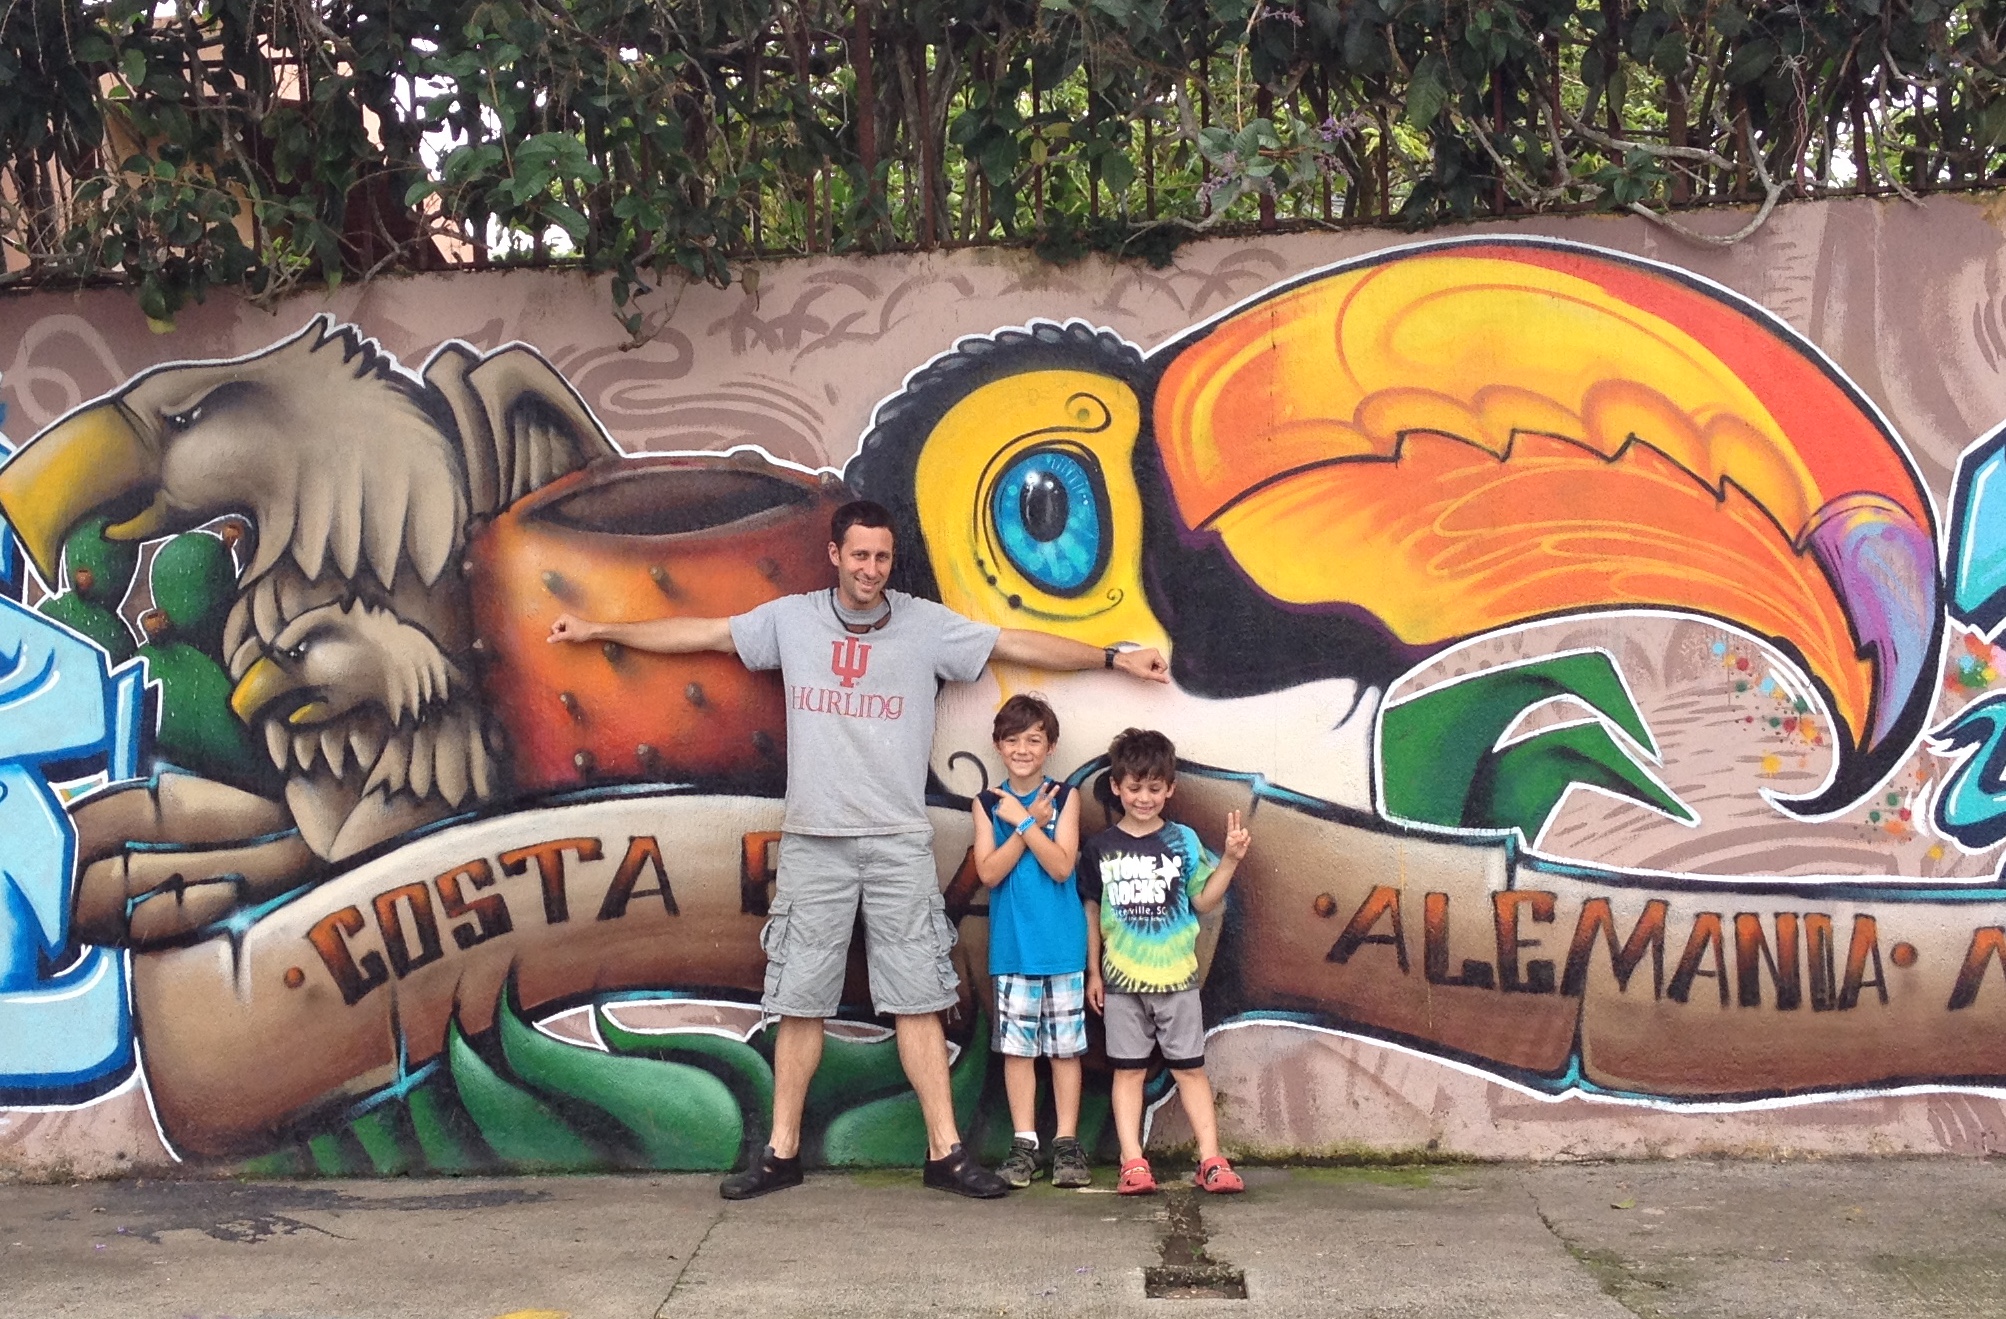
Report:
548,499,1168,1198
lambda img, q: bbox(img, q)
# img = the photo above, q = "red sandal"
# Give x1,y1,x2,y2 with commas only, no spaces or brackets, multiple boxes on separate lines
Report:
1117,1158,1158,1195
1194,1155,1244,1194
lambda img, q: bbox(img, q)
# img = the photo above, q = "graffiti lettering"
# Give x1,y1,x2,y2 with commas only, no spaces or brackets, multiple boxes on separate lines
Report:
497,837,603,925
305,906,389,1007
1734,914,1802,1010
1337,889,1897,1018
1931,423,2006,851
1423,892,1496,989
303,835,674,1006
372,883,446,979
1665,913,1729,1006
1561,899,1669,998
1327,885,1407,972
1931,694,2006,851
1493,891,1558,994
0,432,146,1100
435,860,512,951
596,836,679,921
1948,927,2006,1010
1838,916,1888,1010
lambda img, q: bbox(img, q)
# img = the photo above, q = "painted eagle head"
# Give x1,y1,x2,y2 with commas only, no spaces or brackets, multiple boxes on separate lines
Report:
229,596,463,733
0,315,617,859
846,238,1943,820
0,315,619,594
226,595,493,817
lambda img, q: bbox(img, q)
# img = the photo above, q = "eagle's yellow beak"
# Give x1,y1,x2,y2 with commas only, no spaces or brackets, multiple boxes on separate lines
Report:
0,400,161,586
230,656,329,726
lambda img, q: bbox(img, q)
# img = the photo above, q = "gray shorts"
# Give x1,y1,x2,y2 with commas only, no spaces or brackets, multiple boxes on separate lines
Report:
1103,987,1207,1070
760,831,960,1018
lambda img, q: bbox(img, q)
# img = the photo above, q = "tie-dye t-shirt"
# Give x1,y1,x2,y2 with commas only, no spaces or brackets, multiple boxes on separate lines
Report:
1076,821,1216,994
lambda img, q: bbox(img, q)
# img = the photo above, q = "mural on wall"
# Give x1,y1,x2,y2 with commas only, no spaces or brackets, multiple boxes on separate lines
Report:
9,229,2006,1173
0,435,146,1104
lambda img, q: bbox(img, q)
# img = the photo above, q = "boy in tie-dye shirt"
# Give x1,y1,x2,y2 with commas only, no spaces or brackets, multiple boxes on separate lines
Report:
1079,728,1251,1196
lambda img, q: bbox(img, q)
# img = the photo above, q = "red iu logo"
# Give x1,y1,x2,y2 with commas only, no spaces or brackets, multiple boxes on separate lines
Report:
831,636,872,688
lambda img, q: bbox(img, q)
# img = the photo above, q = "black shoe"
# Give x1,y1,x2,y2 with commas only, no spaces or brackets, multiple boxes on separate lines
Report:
1050,1136,1092,1188
719,1146,803,1200
998,1137,1039,1189
922,1143,1010,1199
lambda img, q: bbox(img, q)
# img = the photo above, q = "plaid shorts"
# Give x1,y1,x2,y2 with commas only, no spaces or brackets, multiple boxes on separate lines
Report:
991,972,1088,1059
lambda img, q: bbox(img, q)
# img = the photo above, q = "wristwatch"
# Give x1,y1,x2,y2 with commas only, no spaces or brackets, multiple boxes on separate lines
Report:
1103,645,1119,670
1015,817,1037,837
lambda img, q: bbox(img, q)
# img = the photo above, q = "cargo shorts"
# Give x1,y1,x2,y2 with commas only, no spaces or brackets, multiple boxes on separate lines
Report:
760,830,961,1018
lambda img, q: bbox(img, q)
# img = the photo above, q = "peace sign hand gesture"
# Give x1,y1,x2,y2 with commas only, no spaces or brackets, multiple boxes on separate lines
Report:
1222,809,1251,861
1027,781,1061,828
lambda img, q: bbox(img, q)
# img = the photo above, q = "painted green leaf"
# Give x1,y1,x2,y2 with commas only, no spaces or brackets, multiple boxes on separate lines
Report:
952,1019,989,1133
447,1016,602,1171
968,1049,1107,1163
1381,652,1663,831
1075,1088,1112,1161
820,1084,927,1166
595,1008,775,1137
406,1076,488,1173
1472,720,1695,844
306,1130,362,1177
349,1108,413,1175
236,1147,308,1178
821,1016,988,1167
804,1028,912,1119
498,984,741,1170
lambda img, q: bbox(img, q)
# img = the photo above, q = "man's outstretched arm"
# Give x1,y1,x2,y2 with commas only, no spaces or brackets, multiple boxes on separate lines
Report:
548,613,737,655
991,629,1171,683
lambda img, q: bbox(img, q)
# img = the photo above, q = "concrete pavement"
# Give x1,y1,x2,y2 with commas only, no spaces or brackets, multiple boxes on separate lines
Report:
3,1159,2004,1318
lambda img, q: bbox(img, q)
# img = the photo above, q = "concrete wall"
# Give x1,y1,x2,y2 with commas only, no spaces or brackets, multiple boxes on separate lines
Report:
8,193,2006,1176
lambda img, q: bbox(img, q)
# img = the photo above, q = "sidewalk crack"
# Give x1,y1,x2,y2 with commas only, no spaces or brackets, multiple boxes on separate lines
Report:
1524,1179,1664,1319
654,1203,726,1317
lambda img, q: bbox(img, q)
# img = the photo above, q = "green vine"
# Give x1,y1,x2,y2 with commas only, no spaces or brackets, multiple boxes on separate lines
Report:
6,0,2006,328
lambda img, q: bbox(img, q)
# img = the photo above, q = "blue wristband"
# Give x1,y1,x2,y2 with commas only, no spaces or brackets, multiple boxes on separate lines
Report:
1015,817,1036,837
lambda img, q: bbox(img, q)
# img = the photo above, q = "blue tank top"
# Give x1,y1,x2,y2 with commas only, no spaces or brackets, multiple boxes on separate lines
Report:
981,780,1089,976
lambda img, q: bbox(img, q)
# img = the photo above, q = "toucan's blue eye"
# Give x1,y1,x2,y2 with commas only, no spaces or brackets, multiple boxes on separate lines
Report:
989,447,1109,596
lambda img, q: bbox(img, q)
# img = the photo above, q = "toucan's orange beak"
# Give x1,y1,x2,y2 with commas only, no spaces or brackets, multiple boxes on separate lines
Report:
1152,242,1940,817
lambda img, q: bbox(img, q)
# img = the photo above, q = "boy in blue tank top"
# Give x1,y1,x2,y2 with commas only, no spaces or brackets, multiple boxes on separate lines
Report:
971,694,1092,1189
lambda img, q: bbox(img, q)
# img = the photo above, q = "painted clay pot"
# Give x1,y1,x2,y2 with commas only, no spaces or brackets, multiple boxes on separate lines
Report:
467,453,845,792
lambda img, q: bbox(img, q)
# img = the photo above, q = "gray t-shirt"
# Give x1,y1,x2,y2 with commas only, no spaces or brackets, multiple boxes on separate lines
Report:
730,589,1000,836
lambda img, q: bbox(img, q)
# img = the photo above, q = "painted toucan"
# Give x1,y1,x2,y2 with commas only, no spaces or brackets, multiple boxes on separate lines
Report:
846,237,1942,820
